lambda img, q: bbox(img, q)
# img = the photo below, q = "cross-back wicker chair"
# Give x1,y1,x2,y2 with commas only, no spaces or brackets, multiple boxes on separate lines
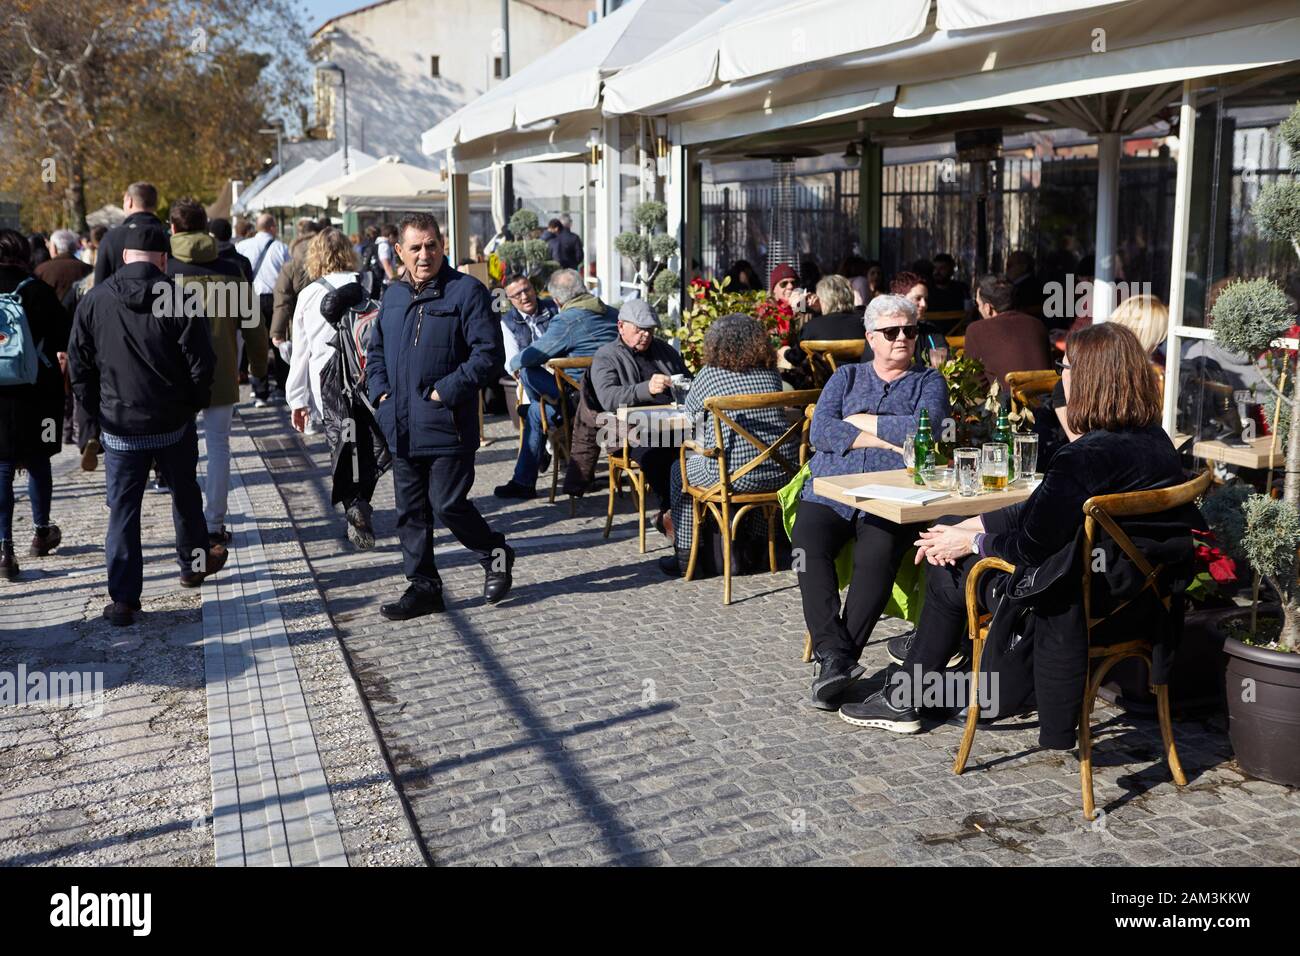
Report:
536,356,593,512
799,339,865,388
952,469,1212,820
1005,369,1061,417
680,389,821,605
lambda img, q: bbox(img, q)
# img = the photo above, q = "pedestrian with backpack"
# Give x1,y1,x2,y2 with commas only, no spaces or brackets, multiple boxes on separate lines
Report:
0,229,72,580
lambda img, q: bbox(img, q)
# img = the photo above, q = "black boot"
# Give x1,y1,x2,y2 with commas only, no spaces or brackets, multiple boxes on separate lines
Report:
0,540,18,581
30,524,61,557
658,548,691,578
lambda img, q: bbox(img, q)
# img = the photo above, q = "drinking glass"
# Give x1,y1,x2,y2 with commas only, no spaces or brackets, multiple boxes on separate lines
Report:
981,443,1009,491
902,434,916,475
1013,433,1039,484
670,374,691,407
954,447,980,497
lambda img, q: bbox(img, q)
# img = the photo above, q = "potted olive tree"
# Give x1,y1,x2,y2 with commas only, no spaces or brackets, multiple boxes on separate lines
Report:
1205,101,1300,786
615,200,679,321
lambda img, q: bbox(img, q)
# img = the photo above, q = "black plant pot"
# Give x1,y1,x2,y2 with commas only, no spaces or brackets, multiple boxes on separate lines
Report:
1222,627,1300,788
1096,606,1235,716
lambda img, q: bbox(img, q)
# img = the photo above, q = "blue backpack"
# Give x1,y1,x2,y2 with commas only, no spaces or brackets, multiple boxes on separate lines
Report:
0,277,42,386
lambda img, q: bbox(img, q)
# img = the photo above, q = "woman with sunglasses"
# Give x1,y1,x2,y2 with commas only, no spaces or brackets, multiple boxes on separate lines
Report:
793,294,950,710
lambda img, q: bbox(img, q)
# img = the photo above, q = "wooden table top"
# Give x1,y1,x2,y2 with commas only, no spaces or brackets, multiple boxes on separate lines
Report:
812,469,1034,524
1175,433,1281,470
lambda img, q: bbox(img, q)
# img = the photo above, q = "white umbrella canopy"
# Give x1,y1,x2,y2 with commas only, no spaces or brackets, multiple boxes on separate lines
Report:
285,149,379,209
244,158,321,212
296,155,447,212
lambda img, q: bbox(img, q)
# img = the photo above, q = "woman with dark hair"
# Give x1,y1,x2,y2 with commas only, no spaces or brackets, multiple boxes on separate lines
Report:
27,232,51,270
840,322,1192,746
889,270,949,367
661,314,789,577
722,259,760,292
0,229,71,579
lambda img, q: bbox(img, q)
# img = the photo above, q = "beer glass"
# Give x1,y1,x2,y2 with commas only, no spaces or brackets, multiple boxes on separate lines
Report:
981,443,1008,491
955,447,980,497
1013,433,1039,485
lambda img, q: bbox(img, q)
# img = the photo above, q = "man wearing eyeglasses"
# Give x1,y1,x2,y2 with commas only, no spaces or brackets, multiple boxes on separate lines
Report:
500,273,558,377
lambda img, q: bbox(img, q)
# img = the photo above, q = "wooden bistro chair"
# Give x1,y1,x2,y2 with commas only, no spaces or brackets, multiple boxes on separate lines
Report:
536,356,593,513
799,339,865,388
603,403,688,555
952,469,1212,820
680,389,821,605
1005,369,1061,417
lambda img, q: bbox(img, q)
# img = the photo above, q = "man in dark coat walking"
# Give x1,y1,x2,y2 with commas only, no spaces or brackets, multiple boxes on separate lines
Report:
367,213,513,620
93,182,165,285
68,219,226,627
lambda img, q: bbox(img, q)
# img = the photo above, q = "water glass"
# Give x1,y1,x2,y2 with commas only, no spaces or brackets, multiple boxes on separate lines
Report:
670,374,691,407
954,447,981,497
1013,433,1039,484
981,443,1009,491
902,434,916,475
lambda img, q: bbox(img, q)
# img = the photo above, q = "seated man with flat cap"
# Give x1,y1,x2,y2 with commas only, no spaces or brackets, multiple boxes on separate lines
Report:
584,299,689,531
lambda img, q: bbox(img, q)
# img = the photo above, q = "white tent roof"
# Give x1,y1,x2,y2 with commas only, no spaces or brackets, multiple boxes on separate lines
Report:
603,0,1300,125
243,158,321,212
231,164,281,216
296,155,447,211
422,0,724,156
603,0,930,116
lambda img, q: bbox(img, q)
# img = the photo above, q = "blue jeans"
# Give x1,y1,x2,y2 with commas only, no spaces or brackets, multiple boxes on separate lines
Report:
512,365,563,486
0,456,53,542
103,422,208,605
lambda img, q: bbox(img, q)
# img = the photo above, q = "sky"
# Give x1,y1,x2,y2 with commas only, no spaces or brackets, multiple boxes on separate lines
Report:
299,0,368,34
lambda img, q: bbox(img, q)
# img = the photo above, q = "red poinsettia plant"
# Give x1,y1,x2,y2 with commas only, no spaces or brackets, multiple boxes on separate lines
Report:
753,296,794,348
1186,528,1240,606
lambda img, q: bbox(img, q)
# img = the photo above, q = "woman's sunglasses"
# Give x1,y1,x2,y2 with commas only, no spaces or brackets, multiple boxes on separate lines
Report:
874,325,919,342
1054,360,1072,372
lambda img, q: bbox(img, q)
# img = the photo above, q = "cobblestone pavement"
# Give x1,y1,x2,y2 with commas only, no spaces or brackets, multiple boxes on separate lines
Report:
0,398,422,867
252,407,1300,867
0,451,212,866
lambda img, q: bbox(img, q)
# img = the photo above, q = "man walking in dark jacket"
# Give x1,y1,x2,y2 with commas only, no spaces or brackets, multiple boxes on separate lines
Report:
545,218,583,270
367,213,513,620
93,182,165,285
68,219,226,627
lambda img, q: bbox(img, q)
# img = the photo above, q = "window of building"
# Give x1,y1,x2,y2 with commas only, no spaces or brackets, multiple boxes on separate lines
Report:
493,56,503,79
430,55,440,78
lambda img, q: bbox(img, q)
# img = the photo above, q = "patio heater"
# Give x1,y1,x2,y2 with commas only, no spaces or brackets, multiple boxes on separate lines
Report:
746,152,809,282
955,128,1002,278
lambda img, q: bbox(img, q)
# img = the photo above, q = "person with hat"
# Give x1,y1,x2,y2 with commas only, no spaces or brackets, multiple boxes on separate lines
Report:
577,299,689,525
68,218,225,627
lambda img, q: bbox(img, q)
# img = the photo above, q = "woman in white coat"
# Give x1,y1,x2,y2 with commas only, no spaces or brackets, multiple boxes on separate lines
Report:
287,228,378,548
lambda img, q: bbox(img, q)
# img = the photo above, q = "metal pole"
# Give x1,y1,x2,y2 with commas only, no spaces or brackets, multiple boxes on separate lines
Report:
1093,131,1121,321
500,0,514,221
1162,80,1198,436
340,71,351,176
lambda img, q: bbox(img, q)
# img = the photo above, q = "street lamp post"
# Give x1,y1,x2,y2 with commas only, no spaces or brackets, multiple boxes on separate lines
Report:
316,61,350,176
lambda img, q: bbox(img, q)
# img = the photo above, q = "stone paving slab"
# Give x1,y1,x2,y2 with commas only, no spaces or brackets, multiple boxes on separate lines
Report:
202,461,347,866
252,407,1300,866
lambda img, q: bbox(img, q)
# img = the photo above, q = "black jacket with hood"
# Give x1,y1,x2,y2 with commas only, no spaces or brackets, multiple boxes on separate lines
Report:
68,261,216,437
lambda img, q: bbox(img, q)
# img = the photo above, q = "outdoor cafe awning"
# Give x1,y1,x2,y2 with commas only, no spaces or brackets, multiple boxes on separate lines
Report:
603,0,1300,137
421,0,725,163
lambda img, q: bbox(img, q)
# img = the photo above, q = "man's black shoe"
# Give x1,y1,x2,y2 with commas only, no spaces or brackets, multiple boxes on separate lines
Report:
380,584,446,621
494,480,536,500
484,544,515,604
810,655,859,710
840,689,922,734
886,630,968,669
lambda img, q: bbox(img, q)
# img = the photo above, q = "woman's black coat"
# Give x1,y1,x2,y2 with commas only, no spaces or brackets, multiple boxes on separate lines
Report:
0,265,71,462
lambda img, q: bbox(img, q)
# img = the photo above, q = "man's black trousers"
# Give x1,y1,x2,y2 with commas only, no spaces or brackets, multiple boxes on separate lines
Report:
393,452,506,592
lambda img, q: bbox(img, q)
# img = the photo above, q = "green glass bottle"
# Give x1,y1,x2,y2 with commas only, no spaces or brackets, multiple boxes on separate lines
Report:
992,408,1014,482
913,409,934,486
